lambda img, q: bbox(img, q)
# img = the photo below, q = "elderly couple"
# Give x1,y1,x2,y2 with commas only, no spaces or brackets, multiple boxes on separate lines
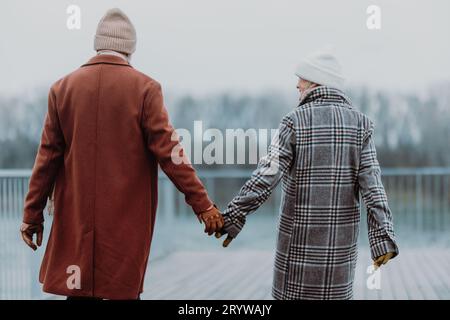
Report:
20,8,398,300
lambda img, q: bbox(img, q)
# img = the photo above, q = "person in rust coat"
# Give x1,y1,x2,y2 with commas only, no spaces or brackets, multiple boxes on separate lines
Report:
19,8,223,300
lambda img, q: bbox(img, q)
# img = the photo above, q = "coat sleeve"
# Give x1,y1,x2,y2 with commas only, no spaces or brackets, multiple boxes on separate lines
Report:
358,124,399,260
222,115,296,238
23,88,65,225
141,82,213,214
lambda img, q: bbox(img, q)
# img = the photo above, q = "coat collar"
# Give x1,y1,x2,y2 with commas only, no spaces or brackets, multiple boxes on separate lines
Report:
81,54,132,68
298,86,352,109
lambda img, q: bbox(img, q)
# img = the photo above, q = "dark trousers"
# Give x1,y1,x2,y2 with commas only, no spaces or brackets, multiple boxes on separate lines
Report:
66,296,103,300
66,295,141,300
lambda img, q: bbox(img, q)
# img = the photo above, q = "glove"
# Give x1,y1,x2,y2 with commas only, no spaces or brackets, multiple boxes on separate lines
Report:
197,206,224,235
373,252,395,269
214,230,234,248
20,222,44,251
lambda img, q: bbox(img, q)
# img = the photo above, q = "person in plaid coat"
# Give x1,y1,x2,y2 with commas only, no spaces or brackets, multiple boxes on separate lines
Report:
217,49,399,300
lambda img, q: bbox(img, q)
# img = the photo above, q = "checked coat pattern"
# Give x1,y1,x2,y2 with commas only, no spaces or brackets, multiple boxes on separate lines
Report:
223,86,399,300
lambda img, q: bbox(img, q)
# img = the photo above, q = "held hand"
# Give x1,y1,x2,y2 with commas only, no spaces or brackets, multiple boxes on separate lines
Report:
20,222,44,251
197,206,224,235
215,230,234,248
373,252,395,269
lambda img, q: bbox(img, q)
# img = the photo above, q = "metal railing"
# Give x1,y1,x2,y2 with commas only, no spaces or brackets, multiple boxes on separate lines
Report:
1,168,449,299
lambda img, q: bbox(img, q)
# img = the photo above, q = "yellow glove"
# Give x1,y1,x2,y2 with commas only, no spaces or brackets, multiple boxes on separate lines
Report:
214,231,233,247
373,252,395,269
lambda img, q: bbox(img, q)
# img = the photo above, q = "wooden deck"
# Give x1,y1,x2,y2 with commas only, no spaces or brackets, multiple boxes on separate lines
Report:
141,248,450,300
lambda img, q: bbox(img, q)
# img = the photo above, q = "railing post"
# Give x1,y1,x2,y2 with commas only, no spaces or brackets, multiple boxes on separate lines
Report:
415,173,422,233
163,178,175,222
444,174,449,232
431,175,444,231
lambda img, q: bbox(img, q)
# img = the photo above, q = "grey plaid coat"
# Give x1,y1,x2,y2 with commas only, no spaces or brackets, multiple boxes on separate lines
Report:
223,86,399,300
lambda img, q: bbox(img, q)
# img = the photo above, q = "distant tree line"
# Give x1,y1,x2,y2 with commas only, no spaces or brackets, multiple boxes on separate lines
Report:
0,83,449,169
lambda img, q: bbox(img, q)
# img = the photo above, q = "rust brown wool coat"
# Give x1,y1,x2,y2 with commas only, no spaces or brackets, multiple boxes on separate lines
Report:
23,55,213,299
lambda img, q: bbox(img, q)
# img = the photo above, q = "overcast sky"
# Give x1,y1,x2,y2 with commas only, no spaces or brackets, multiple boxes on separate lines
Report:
1,0,449,96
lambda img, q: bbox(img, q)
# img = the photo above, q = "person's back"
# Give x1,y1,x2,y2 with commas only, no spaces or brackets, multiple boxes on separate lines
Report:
275,86,397,299
21,8,222,300
39,54,162,299
288,86,370,219
220,51,398,300
55,55,160,224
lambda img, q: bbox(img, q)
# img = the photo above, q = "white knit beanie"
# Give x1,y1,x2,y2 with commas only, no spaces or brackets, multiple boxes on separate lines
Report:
295,49,345,90
94,8,136,55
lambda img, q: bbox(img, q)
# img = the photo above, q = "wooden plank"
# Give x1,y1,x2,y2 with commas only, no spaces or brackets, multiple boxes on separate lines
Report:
246,261,273,299
379,262,395,300
422,249,450,299
397,249,426,299
183,252,246,299
234,252,272,299
386,253,409,299
413,249,443,299
145,253,206,298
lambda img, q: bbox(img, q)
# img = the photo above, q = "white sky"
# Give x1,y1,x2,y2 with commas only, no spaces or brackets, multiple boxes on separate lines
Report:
1,0,449,96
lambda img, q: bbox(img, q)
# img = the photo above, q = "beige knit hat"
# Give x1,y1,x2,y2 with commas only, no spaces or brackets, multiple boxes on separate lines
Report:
94,8,136,55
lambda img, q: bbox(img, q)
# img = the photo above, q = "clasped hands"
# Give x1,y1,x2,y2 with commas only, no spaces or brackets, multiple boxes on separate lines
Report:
197,206,233,247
